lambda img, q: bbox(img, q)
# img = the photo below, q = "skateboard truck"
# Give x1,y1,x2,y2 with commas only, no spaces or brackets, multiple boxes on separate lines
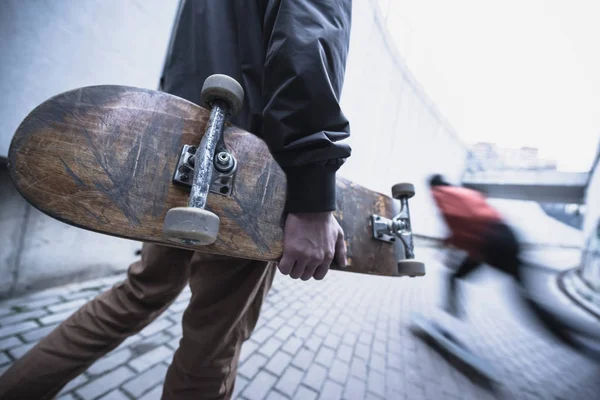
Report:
163,74,244,246
371,183,426,277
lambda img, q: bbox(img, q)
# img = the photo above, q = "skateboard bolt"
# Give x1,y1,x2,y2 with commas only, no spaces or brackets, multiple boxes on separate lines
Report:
179,164,193,174
216,152,231,164
215,152,234,172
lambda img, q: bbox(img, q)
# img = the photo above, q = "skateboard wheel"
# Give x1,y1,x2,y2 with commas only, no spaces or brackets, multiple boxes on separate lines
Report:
201,74,244,116
392,183,415,199
397,259,425,277
163,207,220,245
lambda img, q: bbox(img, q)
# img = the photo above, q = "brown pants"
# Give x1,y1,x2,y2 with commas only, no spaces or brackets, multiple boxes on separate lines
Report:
0,243,276,399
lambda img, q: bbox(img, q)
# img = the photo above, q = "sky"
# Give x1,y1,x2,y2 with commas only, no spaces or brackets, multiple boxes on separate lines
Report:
384,0,600,172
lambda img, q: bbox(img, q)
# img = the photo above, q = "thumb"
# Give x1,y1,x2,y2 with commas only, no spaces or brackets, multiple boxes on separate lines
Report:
334,230,348,267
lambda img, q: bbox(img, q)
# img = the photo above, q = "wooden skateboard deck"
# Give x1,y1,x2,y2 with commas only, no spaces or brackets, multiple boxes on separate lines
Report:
8,83,424,277
410,313,499,382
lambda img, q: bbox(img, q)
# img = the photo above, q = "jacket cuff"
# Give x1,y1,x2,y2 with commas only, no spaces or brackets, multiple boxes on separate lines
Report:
284,164,337,213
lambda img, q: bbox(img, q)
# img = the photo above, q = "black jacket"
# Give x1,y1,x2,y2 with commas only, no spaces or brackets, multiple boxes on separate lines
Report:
160,0,352,213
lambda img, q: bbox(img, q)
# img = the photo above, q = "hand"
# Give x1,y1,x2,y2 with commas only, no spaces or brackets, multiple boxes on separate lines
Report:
278,212,347,280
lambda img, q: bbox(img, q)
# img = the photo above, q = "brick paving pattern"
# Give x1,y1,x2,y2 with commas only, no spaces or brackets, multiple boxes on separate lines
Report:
0,248,598,399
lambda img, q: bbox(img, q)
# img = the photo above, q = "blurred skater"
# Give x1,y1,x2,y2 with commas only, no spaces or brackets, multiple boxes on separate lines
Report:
428,174,522,317
427,174,599,356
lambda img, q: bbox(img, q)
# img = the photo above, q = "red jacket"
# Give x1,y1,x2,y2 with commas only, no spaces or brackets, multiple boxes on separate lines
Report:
432,186,503,261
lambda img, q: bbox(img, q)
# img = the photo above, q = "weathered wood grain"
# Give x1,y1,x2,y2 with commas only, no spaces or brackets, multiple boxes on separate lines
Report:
8,86,401,276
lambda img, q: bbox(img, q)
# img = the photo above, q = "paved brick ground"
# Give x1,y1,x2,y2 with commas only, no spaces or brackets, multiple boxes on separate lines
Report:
1,248,599,399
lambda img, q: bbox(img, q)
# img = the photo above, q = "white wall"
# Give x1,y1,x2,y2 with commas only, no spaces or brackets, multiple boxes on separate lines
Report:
0,0,182,157
338,0,467,238
0,0,181,298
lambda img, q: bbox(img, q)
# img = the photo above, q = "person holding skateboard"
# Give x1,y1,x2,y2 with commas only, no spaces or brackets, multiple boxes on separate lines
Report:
0,1,352,399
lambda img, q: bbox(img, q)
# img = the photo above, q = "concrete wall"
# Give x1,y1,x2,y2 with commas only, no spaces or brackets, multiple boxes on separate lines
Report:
338,0,467,238
580,144,600,290
0,0,466,297
0,0,181,298
0,0,182,158
0,166,141,297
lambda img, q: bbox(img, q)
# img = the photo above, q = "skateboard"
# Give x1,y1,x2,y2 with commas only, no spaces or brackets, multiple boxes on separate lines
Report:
7,74,425,277
410,313,499,382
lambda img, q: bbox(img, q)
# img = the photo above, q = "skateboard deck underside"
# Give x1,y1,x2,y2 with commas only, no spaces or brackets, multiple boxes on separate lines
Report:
8,86,401,276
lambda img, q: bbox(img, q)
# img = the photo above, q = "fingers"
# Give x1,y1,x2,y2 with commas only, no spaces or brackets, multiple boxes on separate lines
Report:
301,250,333,281
313,263,329,280
335,230,348,267
290,260,308,279
277,254,294,276
280,249,334,281
278,248,316,280
283,239,344,281
292,254,328,280
278,213,345,281
300,262,319,281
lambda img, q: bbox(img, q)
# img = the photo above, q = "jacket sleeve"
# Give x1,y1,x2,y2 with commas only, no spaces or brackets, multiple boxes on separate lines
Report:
262,0,353,213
